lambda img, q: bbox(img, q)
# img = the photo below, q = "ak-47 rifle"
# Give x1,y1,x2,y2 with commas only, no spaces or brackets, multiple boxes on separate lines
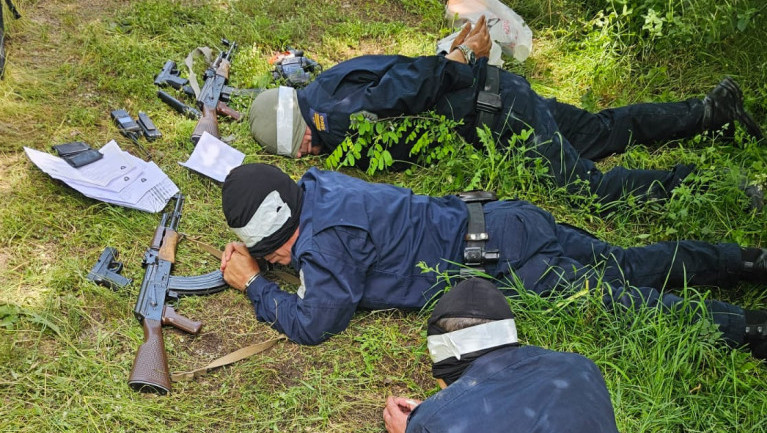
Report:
153,40,263,141
128,193,228,394
190,38,241,144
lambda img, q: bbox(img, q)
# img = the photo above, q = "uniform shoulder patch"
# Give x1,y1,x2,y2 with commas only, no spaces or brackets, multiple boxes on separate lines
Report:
310,108,328,132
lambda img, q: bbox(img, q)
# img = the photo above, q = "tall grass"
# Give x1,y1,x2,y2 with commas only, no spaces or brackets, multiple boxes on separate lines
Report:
0,0,765,431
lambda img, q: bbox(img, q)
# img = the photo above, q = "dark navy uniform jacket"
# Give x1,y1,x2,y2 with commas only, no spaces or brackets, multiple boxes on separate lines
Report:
296,55,479,159
246,167,467,345
405,346,620,433
296,54,706,203
245,169,745,345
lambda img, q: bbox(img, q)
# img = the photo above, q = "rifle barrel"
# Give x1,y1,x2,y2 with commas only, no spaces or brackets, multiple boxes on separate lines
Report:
168,193,184,231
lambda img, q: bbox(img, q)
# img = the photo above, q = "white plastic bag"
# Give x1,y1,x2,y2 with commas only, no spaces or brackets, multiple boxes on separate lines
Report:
445,0,533,62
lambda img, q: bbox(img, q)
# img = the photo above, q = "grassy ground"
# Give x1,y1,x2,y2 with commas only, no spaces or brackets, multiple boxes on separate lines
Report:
1,0,766,431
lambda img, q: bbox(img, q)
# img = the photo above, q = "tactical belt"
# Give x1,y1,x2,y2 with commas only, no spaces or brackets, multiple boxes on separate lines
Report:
476,65,502,130
457,191,500,275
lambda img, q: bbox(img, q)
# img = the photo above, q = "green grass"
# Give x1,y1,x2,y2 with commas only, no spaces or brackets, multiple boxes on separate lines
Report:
1,0,766,431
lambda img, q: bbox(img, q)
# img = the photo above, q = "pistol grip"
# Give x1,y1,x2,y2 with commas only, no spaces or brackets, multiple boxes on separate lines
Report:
163,305,202,334
104,271,132,289
216,101,243,122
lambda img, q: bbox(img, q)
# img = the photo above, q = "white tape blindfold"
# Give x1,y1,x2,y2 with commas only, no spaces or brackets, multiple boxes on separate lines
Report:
427,319,518,363
230,190,292,248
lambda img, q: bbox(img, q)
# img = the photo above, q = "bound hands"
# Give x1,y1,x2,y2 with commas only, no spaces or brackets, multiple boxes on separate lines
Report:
383,396,422,433
447,14,491,63
220,241,261,291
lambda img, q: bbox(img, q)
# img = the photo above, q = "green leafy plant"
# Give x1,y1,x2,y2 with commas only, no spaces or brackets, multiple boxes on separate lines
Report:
325,111,463,175
3,0,767,431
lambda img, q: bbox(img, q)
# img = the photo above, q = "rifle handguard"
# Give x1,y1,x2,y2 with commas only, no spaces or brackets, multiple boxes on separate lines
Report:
158,230,180,263
215,60,231,78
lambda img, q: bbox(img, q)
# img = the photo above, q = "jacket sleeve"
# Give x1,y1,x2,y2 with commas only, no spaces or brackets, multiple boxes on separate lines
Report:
301,55,478,152
244,226,375,345
347,55,475,117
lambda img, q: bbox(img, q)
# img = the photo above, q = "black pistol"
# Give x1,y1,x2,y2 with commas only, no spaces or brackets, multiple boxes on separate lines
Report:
87,247,132,290
154,60,189,90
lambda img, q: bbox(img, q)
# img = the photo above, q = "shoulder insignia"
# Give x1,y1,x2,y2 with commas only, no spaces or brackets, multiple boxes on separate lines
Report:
310,108,328,132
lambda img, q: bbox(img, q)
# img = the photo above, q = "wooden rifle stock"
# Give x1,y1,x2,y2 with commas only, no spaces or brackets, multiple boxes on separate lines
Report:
191,105,219,144
128,318,171,394
127,308,200,395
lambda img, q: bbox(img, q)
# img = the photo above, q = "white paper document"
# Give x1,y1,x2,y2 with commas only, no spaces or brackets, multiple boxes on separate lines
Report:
179,131,245,182
24,141,179,213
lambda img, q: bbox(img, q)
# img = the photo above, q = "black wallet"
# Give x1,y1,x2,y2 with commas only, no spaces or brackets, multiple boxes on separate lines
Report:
52,141,104,168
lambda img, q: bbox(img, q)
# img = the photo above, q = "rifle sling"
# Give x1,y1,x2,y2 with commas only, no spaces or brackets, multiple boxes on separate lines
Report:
165,235,298,382
180,233,223,260
184,46,215,98
179,233,301,286
170,336,286,382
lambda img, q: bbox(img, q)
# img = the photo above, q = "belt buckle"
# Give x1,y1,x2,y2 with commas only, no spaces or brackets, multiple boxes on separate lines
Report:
464,247,484,266
457,190,497,203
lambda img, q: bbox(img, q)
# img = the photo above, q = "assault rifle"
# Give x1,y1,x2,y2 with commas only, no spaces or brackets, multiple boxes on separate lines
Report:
190,38,242,144
128,193,228,394
153,40,263,141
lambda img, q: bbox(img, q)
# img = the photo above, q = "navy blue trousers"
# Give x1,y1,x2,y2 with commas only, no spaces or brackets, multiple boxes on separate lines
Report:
484,200,745,344
495,72,704,203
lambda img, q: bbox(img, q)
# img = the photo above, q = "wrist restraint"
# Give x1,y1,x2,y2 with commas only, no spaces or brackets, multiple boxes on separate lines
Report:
245,272,261,288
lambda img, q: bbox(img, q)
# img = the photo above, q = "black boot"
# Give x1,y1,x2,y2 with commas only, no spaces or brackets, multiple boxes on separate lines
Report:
742,183,765,212
744,310,767,360
702,77,764,141
741,247,767,283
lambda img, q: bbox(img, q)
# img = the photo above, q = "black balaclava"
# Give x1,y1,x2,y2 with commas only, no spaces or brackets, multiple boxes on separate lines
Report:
222,163,303,257
428,278,517,385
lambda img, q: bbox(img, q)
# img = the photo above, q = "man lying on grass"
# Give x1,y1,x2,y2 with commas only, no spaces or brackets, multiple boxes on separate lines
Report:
382,278,619,433
218,163,767,360
247,16,764,207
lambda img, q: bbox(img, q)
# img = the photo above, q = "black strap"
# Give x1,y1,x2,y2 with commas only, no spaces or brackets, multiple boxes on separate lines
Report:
476,66,502,130
457,192,499,273
465,202,488,250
